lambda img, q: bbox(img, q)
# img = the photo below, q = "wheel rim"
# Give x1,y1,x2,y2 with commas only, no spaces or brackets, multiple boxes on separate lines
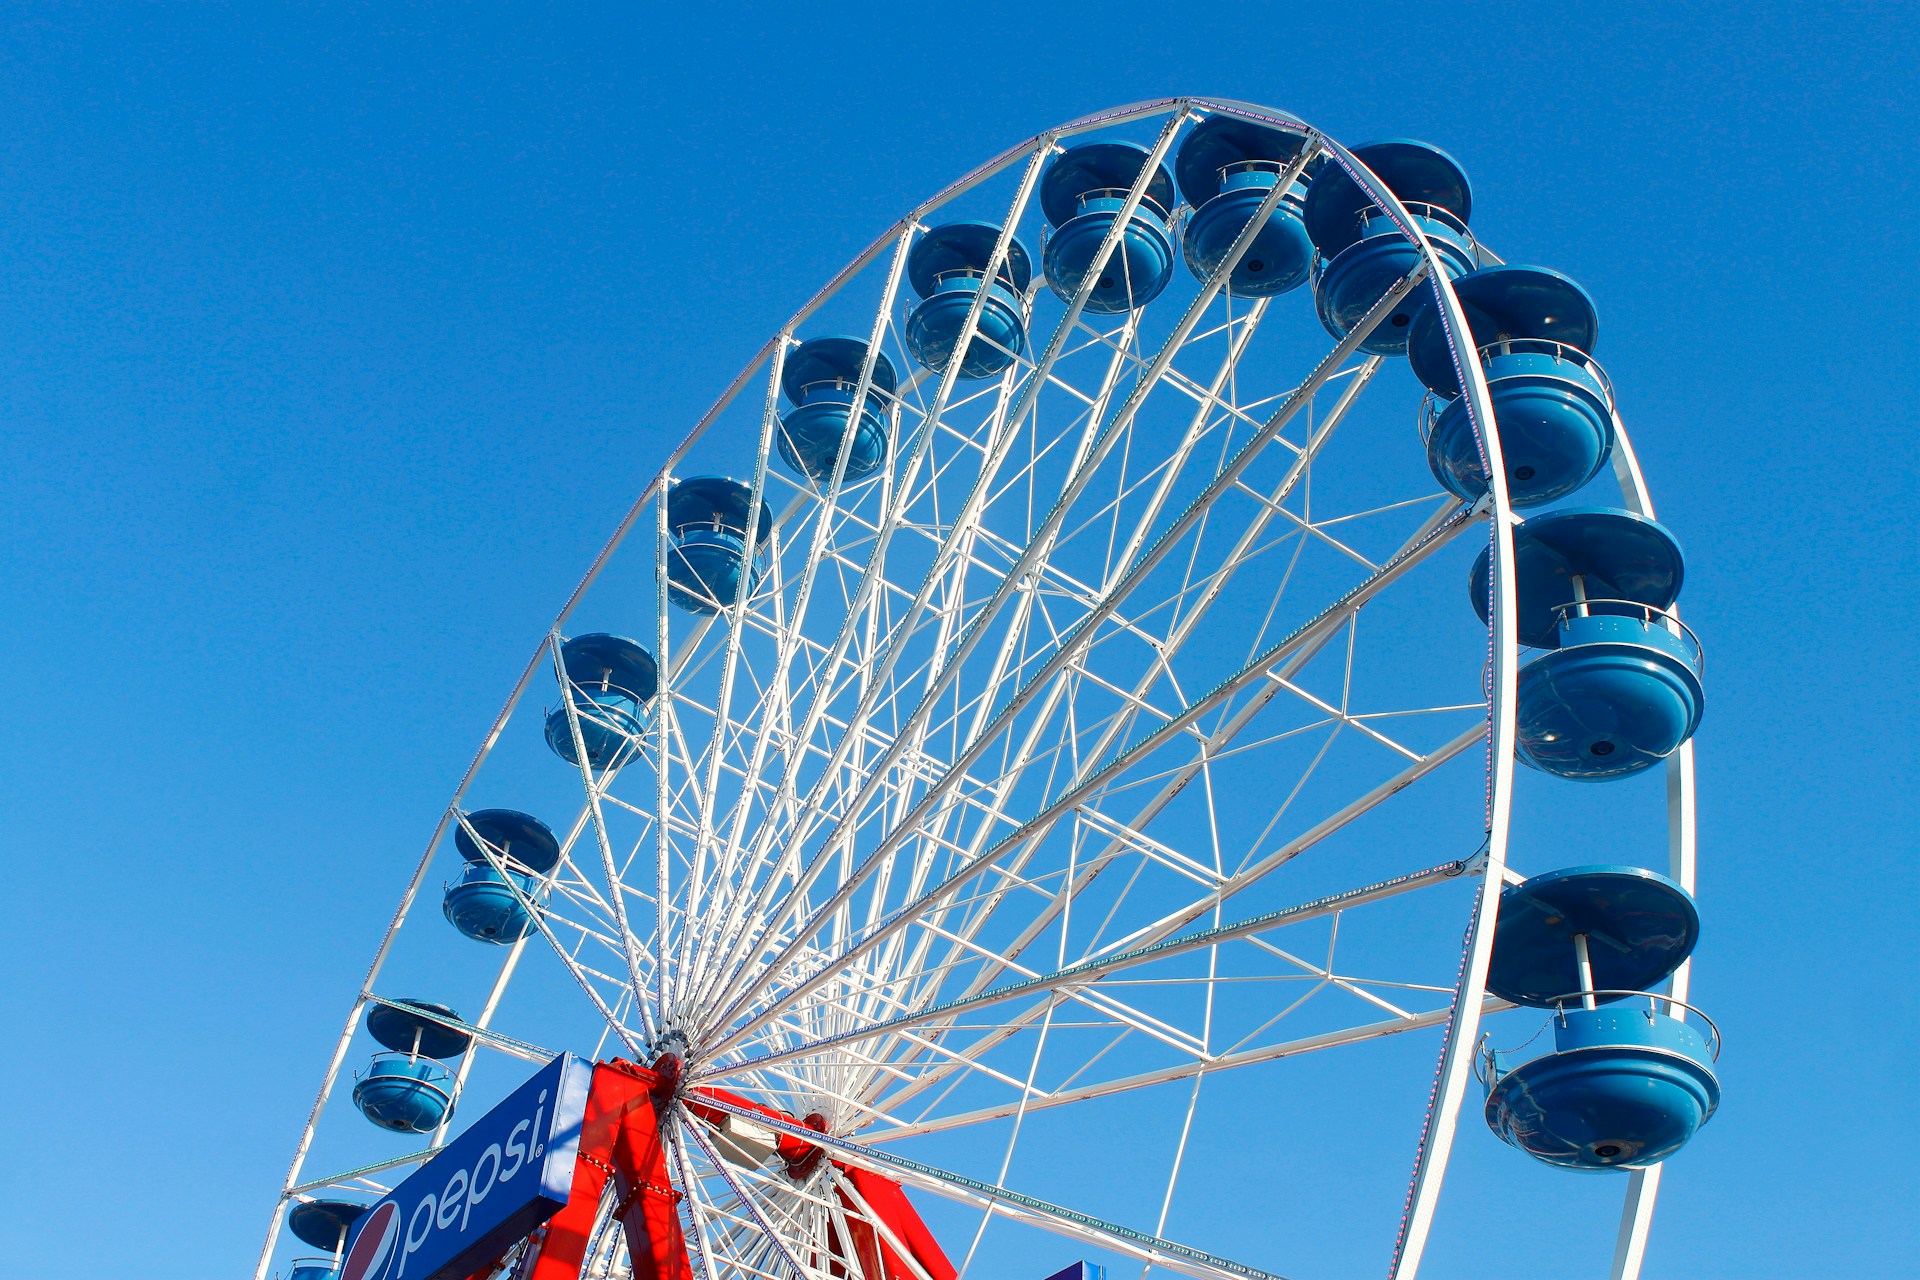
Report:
258,99,1701,1280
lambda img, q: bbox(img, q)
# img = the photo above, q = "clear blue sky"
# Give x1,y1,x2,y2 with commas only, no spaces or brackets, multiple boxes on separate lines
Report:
0,4,1913,1279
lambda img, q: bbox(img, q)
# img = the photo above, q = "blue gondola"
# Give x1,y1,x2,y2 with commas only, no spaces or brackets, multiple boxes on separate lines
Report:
1470,508,1705,780
286,1200,366,1269
1175,116,1316,298
351,1000,469,1134
1405,266,1615,507
1040,142,1177,314
1483,867,1720,1170
665,476,774,615
443,808,560,943
544,632,658,768
777,336,897,481
905,223,1032,379
1302,140,1479,354
285,1200,362,1278
443,864,539,943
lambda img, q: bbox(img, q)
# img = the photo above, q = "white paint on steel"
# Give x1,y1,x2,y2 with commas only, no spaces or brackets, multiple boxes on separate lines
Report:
262,98,1695,1280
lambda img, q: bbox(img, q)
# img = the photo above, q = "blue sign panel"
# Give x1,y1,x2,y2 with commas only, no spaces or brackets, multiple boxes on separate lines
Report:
339,1053,592,1280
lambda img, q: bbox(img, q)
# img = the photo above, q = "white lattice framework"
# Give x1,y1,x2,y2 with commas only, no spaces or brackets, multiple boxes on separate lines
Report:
257,98,1699,1280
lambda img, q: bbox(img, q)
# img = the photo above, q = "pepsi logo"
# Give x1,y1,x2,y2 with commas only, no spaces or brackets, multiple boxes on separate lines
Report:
317,1058,584,1280
341,1201,399,1280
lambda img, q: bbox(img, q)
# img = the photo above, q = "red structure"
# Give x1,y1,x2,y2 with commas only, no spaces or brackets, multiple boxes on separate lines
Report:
505,1057,955,1280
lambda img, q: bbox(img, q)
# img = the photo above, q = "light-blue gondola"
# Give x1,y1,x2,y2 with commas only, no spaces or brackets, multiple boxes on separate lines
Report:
1040,142,1177,314
283,1200,366,1280
904,222,1033,379
350,999,469,1134
665,476,774,615
1175,116,1316,298
1470,508,1704,780
544,632,658,768
1483,866,1720,1170
442,808,561,944
777,336,897,482
1302,140,1478,354
1406,265,1615,507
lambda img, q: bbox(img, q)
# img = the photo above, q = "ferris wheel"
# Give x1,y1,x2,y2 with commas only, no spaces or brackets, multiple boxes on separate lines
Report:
258,98,1720,1280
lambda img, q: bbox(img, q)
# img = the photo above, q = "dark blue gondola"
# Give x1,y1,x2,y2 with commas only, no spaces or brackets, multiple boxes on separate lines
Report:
1302,140,1479,354
284,1199,366,1279
665,476,774,615
1483,866,1720,1170
545,632,658,768
443,808,560,944
777,336,898,481
1470,508,1704,780
288,1200,366,1253
351,999,469,1134
1040,142,1177,314
1175,116,1317,298
1406,266,1615,507
904,223,1033,379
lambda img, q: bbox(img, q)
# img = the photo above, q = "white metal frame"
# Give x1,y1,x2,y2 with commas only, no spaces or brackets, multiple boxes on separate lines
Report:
256,98,1696,1280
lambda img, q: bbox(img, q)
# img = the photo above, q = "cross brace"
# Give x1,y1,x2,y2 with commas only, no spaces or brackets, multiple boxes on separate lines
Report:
495,1059,953,1280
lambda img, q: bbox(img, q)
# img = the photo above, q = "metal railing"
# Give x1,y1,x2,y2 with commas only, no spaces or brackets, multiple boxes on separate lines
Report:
445,863,550,892
1216,158,1285,184
1071,186,1173,222
668,515,769,542
561,675,654,708
927,265,1021,291
357,1053,457,1102
1417,337,1616,441
1546,989,1723,1061
1477,989,1721,1083
1479,336,1615,399
282,1258,341,1278
1307,219,1480,289
1322,199,1480,255
1550,598,1704,675
789,376,902,417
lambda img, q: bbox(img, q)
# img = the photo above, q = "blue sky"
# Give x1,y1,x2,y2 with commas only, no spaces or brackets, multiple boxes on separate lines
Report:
0,5,1914,1279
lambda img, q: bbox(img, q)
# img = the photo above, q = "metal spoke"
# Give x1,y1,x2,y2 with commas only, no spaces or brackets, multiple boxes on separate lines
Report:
693,1094,1294,1280
264,98,1693,1280
702,856,1471,1083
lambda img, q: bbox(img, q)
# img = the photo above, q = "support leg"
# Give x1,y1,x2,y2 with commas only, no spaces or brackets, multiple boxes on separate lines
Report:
522,1062,688,1280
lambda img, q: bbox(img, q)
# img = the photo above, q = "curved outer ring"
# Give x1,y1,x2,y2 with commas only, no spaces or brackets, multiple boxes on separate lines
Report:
255,99,1692,1280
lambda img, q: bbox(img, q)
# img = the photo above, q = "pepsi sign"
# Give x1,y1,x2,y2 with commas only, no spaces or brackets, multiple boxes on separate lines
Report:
339,1053,591,1280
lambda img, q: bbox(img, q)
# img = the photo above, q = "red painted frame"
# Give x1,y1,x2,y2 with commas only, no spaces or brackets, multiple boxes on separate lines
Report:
476,1058,953,1280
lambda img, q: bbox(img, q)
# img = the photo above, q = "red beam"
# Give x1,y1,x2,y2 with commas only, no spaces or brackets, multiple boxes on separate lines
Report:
684,1084,955,1280
510,1061,952,1280
522,1060,688,1280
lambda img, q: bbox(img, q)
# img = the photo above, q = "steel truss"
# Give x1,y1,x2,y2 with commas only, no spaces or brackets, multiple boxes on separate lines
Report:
258,98,1696,1280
